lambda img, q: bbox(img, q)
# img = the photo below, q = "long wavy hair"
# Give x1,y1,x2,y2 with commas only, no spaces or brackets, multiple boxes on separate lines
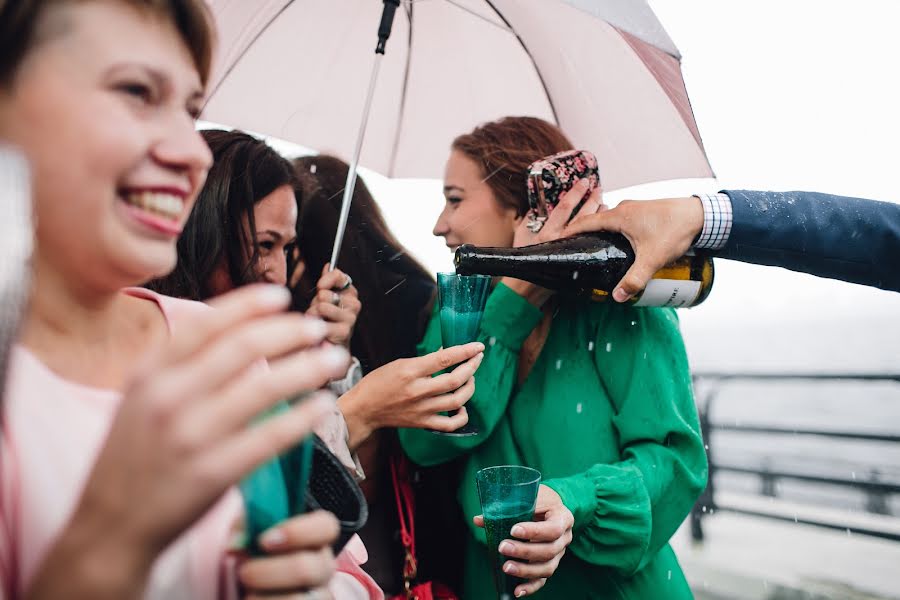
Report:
292,155,435,374
149,129,296,300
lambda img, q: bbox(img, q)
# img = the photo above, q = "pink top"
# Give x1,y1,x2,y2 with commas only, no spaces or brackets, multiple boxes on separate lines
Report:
0,289,381,599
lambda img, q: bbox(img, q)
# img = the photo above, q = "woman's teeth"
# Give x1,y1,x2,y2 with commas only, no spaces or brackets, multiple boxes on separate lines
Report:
122,191,183,221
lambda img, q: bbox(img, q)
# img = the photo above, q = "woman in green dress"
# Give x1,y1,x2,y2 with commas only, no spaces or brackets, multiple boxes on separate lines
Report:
399,116,708,599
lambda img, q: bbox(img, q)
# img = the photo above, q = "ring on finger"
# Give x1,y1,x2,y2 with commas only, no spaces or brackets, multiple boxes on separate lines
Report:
338,275,352,291
331,291,340,306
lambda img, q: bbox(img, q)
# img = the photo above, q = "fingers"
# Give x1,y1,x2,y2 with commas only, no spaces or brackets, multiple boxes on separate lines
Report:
420,405,470,432
563,205,626,238
420,377,475,415
473,514,485,528
316,266,353,292
543,178,591,237
509,508,574,543
238,547,335,592
499,534,570,564
514,578,548,597
580,186,605,216
161,314,329,402
160,285,293,368
201,392,333,481
313,296,361,322
425,352,483,394
257,510,340,553
613,259,659,303
417,342,485,376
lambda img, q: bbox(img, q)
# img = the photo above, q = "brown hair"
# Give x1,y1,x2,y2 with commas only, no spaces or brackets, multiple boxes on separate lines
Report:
0,0,215,87
451,116,574,216
292,155,435,375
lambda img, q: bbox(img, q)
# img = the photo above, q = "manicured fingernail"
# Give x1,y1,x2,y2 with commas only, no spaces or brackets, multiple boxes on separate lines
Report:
499,541,514,554
503,561,517,575
511,525,526,538
258,285,291,308
259,527,286,549
612,287,631,303
516,591,526,598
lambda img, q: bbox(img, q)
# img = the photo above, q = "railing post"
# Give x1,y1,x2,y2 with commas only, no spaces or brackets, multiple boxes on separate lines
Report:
691,381,716,543
760,458,777,498
865,469,889,515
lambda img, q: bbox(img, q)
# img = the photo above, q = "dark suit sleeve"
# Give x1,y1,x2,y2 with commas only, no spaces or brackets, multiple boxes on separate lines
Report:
717,190,900,292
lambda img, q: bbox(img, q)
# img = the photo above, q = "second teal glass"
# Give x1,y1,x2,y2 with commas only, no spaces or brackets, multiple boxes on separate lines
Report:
433,272,491,436
476,465,542,600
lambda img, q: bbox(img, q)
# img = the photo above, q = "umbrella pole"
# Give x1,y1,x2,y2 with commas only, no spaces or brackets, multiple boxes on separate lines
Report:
329,0,401,271
328,54,382,270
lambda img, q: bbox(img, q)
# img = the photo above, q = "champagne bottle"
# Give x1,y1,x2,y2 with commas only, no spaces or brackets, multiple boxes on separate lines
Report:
454,233,714,308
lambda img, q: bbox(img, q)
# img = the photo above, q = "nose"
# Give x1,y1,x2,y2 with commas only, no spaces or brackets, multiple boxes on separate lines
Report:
264,253,288,286
153,113,213,185
433,207,450,238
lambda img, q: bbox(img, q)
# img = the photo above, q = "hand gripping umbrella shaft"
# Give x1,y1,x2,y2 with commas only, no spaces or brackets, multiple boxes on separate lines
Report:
329,0,400,271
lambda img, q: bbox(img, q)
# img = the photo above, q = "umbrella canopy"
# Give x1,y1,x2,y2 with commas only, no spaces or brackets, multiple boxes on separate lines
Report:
203,0,713,191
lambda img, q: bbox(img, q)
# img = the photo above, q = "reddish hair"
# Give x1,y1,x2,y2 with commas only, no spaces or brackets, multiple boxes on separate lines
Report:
451,116,574,216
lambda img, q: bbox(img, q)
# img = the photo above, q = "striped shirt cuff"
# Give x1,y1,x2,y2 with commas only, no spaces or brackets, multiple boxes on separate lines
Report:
693,192,733,250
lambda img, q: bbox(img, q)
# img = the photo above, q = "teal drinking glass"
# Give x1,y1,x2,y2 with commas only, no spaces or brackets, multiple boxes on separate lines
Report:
476,466,542,600
433,272,491,436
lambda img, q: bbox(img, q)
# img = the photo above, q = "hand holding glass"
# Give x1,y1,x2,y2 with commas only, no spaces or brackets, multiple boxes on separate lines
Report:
432,272,490,436
476,465,542,600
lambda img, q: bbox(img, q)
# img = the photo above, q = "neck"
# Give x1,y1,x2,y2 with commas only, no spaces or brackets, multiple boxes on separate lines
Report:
21,253,128,349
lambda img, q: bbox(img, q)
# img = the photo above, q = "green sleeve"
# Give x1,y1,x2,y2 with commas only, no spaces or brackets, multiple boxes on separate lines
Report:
543,307,707,575
399,283,543,466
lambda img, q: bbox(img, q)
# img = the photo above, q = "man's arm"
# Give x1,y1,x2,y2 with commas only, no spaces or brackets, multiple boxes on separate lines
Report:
564,190,900,299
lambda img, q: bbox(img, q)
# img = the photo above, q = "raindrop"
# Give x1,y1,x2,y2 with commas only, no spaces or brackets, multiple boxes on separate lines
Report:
555,359,562,370
605,342,612,352
576,402,583,414
309,164,317,174
704,444,709,450
851,471,856,480
793,514,798,523
572,270,579,280
587,341,594,351
630,320,636,326
701,505,707,513
488,336,497,347
667,570,672,581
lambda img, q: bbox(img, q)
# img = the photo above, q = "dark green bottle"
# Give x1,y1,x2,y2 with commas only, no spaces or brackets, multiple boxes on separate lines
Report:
454,233,714,308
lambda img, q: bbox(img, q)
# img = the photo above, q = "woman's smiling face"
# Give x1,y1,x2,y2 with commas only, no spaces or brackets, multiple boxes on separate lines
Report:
0,2,213,289
432,150,521,252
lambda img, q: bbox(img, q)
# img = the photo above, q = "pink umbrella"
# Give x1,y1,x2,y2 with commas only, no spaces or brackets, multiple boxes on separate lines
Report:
204,0,712,189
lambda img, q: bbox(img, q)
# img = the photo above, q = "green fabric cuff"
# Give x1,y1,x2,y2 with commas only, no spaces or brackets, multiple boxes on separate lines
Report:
543,474,599,530
480,283,543,351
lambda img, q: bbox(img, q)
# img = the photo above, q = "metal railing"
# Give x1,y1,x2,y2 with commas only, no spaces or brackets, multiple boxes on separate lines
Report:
690,372,900,543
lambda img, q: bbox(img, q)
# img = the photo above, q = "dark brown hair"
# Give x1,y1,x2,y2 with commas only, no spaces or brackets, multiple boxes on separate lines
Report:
451,116,574,216
0,0,215,87
149,129,296,301
292,155,435,374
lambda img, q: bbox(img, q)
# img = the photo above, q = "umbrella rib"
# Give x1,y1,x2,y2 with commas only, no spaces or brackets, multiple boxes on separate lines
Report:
481,0,560,126
387,1,416,176
203,0,298,108
443,0,512,32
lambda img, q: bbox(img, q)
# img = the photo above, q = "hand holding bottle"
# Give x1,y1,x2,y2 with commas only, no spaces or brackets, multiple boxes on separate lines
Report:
506,179,604,306
564,197,704,302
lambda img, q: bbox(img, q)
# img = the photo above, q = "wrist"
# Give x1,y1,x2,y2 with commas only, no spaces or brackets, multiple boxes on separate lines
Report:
336,388,374,451
29,505,153,599
684,196,705,246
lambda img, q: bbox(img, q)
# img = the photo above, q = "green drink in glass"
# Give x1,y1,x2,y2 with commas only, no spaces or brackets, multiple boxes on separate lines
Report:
433,272,491,436
476,465,542,600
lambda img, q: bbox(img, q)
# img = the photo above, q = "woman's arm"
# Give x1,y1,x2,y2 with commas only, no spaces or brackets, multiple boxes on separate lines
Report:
398,283,544,466
542,306,707,575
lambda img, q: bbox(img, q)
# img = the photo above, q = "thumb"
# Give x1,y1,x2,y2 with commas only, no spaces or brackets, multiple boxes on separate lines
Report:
473,515,485,528
614,257,659,303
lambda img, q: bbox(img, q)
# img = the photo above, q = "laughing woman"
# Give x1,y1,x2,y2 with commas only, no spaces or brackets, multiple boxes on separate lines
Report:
0,1,350,598
399,117,708,599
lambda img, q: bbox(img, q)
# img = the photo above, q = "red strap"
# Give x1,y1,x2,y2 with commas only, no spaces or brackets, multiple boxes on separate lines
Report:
390,454,417,566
